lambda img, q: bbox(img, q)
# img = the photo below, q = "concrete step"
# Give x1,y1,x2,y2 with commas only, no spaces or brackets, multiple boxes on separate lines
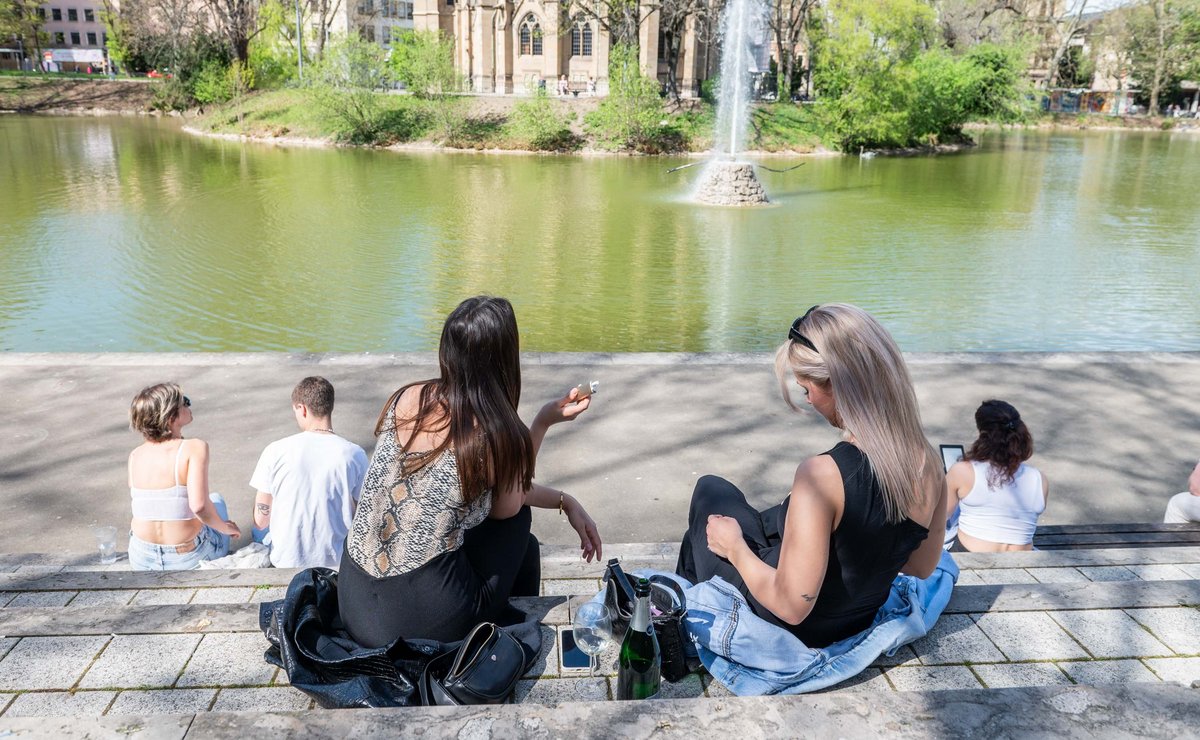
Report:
1,547,1199,720
1,683,1199,738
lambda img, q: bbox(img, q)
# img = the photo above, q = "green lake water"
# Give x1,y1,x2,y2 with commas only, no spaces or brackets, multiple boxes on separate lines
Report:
2,115,1199,352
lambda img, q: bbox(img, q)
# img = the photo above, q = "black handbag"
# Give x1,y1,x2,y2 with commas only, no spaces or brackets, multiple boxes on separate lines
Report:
602,558,700,683
420,622,527,706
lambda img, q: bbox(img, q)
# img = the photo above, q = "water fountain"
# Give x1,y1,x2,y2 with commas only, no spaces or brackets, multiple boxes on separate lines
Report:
693,0,771,206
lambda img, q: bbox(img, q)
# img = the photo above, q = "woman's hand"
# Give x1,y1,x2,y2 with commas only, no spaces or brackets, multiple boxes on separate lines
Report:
535,387,591,429
222,520,242,539
564,494,603,563
706,515,746,561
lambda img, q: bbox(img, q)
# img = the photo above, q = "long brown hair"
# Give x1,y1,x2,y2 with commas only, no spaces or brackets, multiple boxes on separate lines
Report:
964,399,1033,487
375,296,534,504
775,303,944,524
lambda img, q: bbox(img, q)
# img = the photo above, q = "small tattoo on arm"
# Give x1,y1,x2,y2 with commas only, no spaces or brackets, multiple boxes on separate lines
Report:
800,593,817,603
256,503,271,515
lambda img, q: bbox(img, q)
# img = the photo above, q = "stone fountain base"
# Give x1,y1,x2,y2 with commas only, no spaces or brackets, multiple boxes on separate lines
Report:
694,161,769,206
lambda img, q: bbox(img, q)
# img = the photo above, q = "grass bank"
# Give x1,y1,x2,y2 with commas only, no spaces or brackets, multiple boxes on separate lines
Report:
191,88,827,155
0,75,156,114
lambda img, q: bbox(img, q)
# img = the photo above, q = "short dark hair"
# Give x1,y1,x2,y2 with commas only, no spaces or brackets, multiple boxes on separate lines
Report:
292,376,334,418
130,382,185,442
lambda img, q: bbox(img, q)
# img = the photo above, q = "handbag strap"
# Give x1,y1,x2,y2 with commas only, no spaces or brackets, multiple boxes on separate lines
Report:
648,574,687,616
447,622,497,680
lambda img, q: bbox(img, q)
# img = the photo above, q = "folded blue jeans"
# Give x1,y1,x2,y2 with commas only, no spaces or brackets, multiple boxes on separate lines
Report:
128,493,232,571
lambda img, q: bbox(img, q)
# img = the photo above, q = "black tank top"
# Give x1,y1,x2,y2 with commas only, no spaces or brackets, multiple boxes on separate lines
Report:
783,441,929,647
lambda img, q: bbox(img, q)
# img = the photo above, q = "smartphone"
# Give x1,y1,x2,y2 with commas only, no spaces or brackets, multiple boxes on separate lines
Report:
940,444,965,473
573,380,599,399
560,628,592,671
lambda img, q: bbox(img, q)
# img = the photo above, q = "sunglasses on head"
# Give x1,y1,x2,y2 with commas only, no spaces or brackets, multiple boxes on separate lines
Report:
787,305,820,354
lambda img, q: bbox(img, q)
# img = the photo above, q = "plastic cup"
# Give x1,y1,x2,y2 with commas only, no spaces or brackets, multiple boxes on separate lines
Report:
92,525,118,565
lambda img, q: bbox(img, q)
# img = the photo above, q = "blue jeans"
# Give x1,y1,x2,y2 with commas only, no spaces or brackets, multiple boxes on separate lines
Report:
128,493,232,571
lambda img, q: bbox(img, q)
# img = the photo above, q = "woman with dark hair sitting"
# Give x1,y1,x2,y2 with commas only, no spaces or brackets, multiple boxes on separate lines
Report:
946,400,1049,553
338,296,603,646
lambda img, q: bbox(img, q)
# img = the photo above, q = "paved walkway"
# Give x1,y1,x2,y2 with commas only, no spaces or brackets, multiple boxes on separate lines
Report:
4,352,1200,553
0,545,1198,723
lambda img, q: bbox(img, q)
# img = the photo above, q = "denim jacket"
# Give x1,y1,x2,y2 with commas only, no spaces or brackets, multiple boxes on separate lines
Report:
626,550,958,695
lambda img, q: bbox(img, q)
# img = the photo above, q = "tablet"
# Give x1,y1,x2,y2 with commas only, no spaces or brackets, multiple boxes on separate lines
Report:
940,444,965,473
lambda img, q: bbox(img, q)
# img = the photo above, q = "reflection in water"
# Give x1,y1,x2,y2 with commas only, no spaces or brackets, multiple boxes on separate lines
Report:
1,117,1200,352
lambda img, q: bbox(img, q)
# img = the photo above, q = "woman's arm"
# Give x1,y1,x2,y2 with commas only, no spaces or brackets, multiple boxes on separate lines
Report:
492,482,602,561
706,457,841,625
184,440,241,538
946,460,973,503
528,388,590,459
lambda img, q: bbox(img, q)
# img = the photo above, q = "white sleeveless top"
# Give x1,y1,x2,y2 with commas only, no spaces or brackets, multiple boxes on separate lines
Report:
958,461,1045,545
130,442,194,521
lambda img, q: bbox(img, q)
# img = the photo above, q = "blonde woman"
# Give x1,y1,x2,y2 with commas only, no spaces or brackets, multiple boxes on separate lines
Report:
676,304,947,648
127,383,241,570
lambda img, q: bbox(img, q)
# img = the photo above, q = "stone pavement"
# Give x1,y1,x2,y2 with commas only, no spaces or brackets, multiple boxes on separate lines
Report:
5,352,1200,555
0,544,1198,729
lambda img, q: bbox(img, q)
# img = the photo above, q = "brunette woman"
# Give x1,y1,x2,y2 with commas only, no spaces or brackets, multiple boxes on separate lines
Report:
127,383,241,570
338,296,603,646
946,400,1048,552
677,303,947,648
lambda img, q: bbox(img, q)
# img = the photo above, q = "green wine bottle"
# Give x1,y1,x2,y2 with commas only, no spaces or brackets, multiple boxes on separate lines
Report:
617,577,661,700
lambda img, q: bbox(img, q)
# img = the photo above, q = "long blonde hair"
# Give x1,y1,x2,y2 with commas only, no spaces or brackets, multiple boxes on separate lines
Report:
774,303,943,524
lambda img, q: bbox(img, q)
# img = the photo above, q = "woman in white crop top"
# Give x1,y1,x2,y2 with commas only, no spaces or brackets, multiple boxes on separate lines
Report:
946,400,1049,552
127,383,241,570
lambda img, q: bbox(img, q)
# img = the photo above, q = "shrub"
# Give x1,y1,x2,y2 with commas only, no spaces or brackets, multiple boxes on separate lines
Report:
586,44,685,153
507,88,578,150
308,35,394,144
150,78,193,111
192,60,233,105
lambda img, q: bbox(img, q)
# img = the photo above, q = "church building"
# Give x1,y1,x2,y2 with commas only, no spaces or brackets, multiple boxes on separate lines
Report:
412,0,715,96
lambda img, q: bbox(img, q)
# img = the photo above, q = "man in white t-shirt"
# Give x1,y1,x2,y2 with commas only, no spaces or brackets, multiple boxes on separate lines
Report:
250,377,368,569
1164,460,1200,524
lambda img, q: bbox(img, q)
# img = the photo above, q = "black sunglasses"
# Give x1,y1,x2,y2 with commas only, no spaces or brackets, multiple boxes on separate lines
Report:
787,305,820,354
182,396,192,408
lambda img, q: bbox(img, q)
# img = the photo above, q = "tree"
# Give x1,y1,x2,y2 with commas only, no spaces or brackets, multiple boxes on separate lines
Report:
768,0,815,100
1122,0,1200,113
934,0,1027,50
658,0,719,102
389,30,460,99
1043,0,1087,88
1,0,49,69
205,0,265,63
561,0,651,50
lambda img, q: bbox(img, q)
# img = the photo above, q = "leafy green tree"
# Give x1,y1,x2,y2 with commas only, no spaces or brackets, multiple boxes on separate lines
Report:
811,0,937,149
811,0,1024,149
1122,0,1200,113
247,0,298,88
389,30,460,100
1,0,49,69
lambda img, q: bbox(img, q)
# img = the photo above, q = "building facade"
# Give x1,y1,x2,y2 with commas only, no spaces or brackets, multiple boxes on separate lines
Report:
413,0,713,96
0,0,108,71
326,0,415,49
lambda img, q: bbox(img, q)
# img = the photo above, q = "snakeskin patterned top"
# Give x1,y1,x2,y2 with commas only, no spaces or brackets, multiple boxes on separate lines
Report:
346,407,492,578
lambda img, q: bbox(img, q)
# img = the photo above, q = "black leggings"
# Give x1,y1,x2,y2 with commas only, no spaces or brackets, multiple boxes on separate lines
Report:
339,506,540,647
676,475,791,631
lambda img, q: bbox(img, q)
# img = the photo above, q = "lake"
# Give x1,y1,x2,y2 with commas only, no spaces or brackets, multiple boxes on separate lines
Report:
2,116,1199,352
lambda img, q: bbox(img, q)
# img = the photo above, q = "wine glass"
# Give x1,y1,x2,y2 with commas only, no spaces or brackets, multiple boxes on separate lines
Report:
572,601,613,677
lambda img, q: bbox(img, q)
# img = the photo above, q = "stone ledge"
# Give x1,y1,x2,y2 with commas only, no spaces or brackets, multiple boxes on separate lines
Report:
1,684,1197,738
